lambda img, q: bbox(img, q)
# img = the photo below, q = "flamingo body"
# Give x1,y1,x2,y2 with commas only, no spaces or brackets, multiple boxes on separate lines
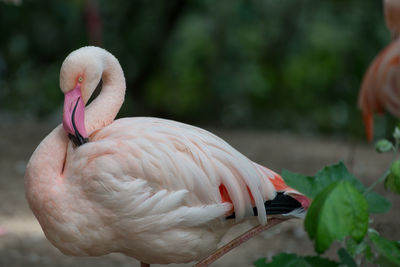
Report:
358,0,400,141
25,47,307,264
358,32,400,141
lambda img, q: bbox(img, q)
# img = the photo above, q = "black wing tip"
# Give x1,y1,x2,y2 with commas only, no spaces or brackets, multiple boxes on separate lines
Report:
226,192,302,220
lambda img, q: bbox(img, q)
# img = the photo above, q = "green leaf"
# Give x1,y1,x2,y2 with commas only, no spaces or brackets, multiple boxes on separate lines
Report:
385,160,400,194
254,257,267,267
337,248,357,267
369,229,400,266
375,139,393,153
283,162,364,198
256,253,339,267
305,180,368,253
364,191,391,213
313,162,365,192
283,162,390,214
281,169,316,197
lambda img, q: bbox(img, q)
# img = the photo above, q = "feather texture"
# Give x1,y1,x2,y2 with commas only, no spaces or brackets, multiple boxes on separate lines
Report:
25,47,307,264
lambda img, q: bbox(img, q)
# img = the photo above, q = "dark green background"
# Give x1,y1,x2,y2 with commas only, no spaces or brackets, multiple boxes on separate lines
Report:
0,0,393,139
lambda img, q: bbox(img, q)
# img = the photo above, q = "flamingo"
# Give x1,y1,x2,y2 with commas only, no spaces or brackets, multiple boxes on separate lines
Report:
25,46,309,266
358,0,400,141
384,0,400,40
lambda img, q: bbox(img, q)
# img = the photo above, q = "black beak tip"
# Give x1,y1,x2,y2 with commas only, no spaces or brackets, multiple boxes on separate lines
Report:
68,134,88,147
69,97,88,147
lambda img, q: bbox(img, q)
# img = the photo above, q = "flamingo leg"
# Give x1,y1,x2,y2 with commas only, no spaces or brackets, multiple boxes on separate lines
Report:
194,218,288,267
140,262,150,267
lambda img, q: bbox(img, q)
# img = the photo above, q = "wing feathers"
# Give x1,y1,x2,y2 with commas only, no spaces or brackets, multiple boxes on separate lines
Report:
88,118,277,225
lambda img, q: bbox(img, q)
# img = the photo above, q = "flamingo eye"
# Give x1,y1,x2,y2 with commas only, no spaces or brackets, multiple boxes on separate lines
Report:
78,76,83,83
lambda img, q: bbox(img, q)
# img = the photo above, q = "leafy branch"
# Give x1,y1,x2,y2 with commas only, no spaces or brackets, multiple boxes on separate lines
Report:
255,126,400,266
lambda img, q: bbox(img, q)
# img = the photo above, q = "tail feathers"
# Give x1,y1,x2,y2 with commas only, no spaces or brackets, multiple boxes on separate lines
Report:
226,192,306,220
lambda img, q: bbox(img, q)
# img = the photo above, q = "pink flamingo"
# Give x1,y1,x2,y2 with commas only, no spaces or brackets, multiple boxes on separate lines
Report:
358,39,400,141
384,0,400,40
25,46,309,266
358,0,400,141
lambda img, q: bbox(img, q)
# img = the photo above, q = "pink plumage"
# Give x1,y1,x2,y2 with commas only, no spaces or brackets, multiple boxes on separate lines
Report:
385,0,400,40
25,46,308,265
358,0,400,141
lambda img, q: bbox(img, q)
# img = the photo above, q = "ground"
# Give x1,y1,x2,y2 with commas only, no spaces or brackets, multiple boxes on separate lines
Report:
0,120,398,267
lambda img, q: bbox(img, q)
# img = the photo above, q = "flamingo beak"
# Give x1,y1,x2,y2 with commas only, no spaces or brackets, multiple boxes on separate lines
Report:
63,83,88,146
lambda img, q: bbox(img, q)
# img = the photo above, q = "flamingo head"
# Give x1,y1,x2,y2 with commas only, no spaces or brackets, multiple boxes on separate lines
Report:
60,46,103,146
385,0,400,40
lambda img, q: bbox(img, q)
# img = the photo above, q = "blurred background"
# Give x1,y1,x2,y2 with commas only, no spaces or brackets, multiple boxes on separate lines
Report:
1,1,399,267
0,0,394,138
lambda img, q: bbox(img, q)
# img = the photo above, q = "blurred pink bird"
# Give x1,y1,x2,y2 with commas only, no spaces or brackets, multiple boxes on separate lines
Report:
358,0,400,141
25,46,309,266
384,0,400,40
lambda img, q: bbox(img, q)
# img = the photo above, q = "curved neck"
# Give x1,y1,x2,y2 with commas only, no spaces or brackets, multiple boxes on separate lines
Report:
25,125,68,211
85,52,126,135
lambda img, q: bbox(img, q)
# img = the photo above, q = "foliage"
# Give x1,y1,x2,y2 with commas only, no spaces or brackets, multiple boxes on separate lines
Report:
368,229,400,266
255,127,400,266
376,139,394,153
305,180,368,253
0,0,392,138
254,253,338,267
282,163,391,214
385,160,400,194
